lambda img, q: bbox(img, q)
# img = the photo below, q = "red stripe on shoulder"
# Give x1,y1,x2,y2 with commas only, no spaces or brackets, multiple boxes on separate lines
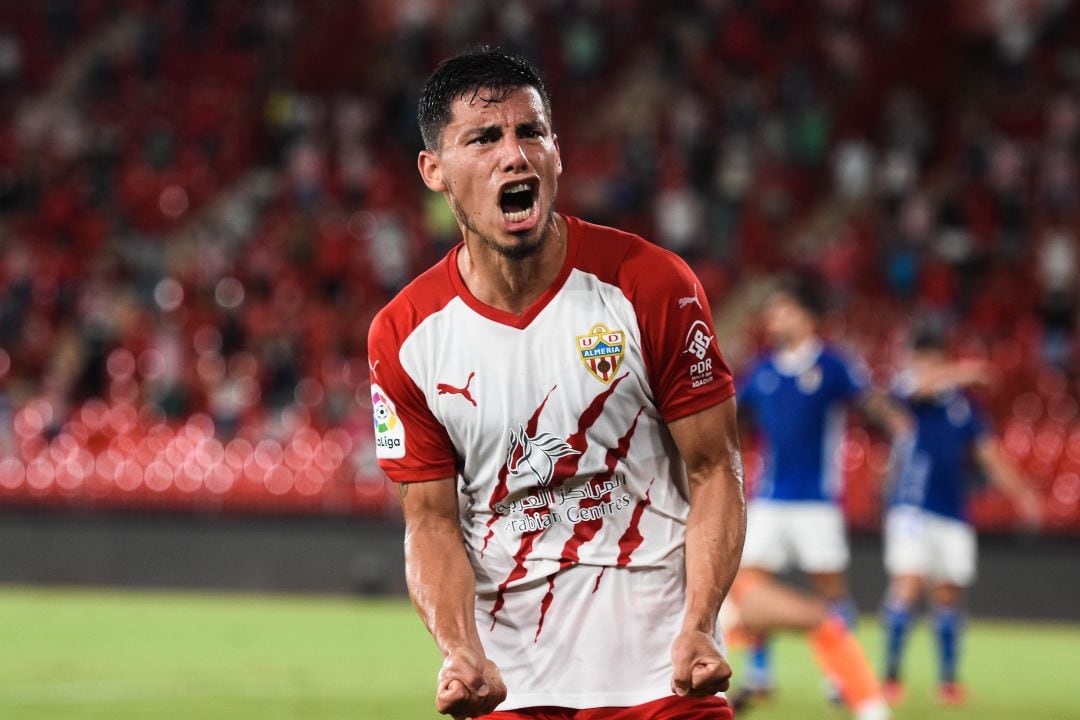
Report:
367,251,459,484
564,215,640,284
371,250,459,343
563,215,734,422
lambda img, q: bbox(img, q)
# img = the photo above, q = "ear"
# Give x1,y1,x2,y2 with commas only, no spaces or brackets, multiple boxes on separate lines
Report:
418,149,446,192
553,133,563,177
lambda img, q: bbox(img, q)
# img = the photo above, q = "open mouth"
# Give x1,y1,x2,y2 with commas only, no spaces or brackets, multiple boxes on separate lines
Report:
498,180,538,224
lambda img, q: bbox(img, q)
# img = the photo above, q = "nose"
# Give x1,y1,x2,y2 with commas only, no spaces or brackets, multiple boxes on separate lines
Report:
498,135,529,174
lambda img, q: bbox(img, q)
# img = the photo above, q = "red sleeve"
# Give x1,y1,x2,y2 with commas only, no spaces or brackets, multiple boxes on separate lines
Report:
367,301,457,483
618,242,734,422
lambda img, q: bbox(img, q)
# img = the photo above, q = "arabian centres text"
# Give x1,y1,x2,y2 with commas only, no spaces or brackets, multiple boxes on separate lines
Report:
503,493,633,533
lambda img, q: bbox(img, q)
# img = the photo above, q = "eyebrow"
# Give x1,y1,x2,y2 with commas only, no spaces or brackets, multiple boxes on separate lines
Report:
463,121,547,140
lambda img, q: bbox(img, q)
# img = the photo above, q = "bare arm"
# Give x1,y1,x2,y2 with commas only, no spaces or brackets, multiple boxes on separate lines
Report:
907,360,990,398
860,390,914,439
975,439,1042,527
666,396,746,696
399,479,506,718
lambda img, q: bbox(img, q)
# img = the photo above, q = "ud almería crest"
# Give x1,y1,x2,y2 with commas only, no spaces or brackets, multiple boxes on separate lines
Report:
576,323,625,384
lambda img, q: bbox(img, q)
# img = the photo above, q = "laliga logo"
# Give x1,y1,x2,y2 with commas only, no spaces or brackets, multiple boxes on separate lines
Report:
373,396,397,433
505,425,580,487
371,384,405,458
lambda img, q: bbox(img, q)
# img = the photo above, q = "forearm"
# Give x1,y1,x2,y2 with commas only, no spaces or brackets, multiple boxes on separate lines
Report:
682,463,746,635
862,392,911,438
404,515,483,658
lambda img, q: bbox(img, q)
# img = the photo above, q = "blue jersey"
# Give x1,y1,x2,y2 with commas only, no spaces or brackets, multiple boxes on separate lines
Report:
890,385,990,521
738,342,868,502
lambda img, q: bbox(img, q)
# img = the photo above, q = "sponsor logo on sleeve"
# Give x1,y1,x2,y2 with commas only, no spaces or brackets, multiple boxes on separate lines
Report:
576,324,625,384
371,384,405,459
684,320,716,388
677,283,703,310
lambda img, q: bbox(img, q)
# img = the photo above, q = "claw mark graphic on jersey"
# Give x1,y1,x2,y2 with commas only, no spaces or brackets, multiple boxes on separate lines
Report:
490,373,629,630
480,386,557,559
505,426,580,487
437,371,478,406
616,476,656,566
677,283,703,310
576,324,625,384
534,406,644,641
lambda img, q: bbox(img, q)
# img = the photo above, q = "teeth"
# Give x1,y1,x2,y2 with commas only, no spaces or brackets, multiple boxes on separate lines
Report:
504,209,531,222
504,182,531,193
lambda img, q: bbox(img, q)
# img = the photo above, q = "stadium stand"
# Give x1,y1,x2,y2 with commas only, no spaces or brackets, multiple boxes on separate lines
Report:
0,1,1077,531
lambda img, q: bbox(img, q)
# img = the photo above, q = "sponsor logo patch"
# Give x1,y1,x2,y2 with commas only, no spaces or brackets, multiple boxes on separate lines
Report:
576,324,625,384
371,383,405,459
684,320,717,387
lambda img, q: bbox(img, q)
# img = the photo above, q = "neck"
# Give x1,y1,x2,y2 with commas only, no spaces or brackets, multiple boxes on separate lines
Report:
456,214,567,315
781,331,818,354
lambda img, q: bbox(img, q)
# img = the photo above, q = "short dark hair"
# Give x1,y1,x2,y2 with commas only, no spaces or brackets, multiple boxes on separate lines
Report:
910,326,947,353
771,275,825,318
417,47,552,151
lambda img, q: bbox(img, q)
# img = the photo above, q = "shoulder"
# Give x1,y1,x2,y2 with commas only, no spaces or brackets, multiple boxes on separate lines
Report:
742,355,772,380
822,344,869,381
368,252,458,347
566,215,694,292
819,344,857,369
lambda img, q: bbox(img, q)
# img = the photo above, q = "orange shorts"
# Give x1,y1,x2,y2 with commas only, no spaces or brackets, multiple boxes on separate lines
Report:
479,695,733,720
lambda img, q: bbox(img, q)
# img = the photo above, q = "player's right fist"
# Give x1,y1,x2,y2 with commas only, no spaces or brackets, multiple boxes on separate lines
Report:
436,647,507,720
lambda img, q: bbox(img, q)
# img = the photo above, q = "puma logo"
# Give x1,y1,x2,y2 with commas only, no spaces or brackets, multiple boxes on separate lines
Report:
677,283,702,310
437,371,477,407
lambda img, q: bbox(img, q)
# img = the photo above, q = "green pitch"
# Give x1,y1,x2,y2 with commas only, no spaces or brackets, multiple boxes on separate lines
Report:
0,587,1076,719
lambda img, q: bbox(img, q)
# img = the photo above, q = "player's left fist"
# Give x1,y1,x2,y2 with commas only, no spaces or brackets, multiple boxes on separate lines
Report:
436,647,507,720
670,629,732,697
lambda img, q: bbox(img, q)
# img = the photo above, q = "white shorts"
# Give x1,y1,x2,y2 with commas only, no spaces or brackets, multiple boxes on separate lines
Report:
740,500,850,573
884,506,976,586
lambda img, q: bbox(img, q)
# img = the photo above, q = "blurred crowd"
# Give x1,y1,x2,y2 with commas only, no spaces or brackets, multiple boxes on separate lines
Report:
0,0,1077,525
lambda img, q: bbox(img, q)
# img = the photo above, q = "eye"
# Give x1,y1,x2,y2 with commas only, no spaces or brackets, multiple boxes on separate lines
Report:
470,135,491,145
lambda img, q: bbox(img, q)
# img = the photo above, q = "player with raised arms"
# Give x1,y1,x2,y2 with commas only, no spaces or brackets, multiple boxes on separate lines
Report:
367,48,746,718
880,329,1042,706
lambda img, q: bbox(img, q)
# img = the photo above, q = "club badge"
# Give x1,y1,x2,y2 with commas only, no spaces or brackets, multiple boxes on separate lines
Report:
577,324,625,384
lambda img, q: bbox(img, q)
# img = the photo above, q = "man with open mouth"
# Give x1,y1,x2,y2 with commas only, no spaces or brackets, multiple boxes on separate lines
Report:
367,48,746,720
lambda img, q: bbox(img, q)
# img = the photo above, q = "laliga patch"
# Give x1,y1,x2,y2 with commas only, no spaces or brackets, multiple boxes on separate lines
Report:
577,323,625,384
371,384,405,459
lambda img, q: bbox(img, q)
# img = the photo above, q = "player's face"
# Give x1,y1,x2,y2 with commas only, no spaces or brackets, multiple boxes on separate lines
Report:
763,293,813,347
420,86,562,260
911,348,946,373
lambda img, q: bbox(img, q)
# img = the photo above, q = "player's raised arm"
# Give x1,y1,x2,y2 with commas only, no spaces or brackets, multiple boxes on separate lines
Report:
860,390,914,440
974,439,1043,528
667,396,746,697
398,477,507,719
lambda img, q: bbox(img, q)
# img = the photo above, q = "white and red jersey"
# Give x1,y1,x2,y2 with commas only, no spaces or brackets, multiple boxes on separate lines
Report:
367,215,734,709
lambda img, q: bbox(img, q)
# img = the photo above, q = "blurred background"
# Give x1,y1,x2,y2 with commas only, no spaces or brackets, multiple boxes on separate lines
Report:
0,1,1077,718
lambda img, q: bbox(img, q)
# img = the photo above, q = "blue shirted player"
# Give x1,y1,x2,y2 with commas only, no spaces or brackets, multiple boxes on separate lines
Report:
881,330,1041,707
736,278,908,697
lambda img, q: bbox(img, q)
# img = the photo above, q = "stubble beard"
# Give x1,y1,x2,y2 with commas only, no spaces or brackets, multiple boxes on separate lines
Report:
447,190,557,262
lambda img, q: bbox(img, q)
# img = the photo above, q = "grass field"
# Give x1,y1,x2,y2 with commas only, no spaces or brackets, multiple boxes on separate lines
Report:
0,587,1077,719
